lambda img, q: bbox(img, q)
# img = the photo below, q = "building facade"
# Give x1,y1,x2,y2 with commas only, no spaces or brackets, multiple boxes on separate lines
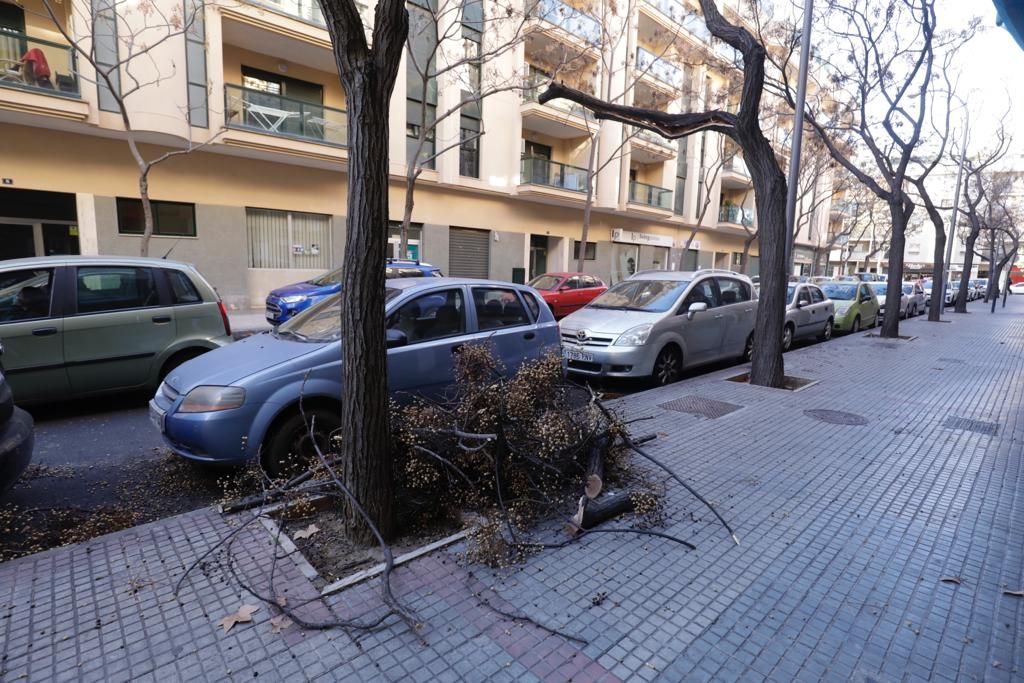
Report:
0,0,829,308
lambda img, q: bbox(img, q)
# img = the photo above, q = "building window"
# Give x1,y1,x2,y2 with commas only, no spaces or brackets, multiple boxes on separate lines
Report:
92,0,121,112
387,221,424,260
407,1,438,169
459,0,482,177
116,198,197,236
674,137,687,215
573,240,597,261
246,208,331,269
184,0,207,127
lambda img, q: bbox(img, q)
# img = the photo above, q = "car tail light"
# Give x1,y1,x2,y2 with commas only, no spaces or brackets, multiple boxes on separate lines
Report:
218,301,232,337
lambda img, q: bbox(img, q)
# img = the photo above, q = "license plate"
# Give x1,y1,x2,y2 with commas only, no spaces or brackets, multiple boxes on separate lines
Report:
561,346,594,363
149,402,165,433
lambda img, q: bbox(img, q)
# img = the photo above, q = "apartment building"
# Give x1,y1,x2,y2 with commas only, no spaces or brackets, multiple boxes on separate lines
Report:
0,0,829,308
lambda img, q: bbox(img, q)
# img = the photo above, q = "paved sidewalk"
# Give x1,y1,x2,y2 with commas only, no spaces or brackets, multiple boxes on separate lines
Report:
2,300,1022,682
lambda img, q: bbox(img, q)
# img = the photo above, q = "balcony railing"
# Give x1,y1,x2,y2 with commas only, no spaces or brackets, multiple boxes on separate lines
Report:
719,205,754,226
247,0,325,25
712,38,741,63
0,32,79,97
522,76,595,122
636,46,684,89
224,84,346,147
629,180,673,209
722,153,750,177
532,0,601,45
520,156,589,192
633,127,674,151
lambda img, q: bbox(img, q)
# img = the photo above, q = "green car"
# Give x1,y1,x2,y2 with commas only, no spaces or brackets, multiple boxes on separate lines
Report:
820,281,880,333
0,256,232,403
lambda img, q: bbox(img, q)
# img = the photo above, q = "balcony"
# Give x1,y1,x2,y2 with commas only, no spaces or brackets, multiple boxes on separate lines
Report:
0,32,79,98
636,46,684,90
224,84,346,147
246,0,325,25
719,205,754,227
720,153,752,188
629,180,673,210
521,76,595,137
520,156,589,192
641,0,711,43
631,127,676,163
712,38,741,63
531,0,601,45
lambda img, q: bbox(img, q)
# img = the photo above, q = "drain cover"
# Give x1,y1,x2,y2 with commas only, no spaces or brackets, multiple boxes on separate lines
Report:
659,395,743,419
803,409,869,426
943,417,999,436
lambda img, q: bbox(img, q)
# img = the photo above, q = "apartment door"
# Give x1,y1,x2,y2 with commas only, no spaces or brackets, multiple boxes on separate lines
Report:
0,224,34,261
529,235,548,280
448,227,489,279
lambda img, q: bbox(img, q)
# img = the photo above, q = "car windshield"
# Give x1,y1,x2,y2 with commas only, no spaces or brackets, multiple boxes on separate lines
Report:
309,267,343,286
589,279,690,312
902,285,914,294
821,283,858,300
277,288,403,342
528,275,562,291
872,284,887,294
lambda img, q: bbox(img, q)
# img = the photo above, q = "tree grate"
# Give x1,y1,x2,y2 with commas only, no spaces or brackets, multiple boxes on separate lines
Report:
658,395,743,419
943,416,999,436
803,409,869,426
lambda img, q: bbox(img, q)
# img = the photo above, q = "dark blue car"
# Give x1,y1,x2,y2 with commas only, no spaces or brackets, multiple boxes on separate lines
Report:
265,259,443,325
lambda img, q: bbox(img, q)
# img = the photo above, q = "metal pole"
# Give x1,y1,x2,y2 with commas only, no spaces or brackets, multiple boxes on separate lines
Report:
938,119,969,318
784,0,814,278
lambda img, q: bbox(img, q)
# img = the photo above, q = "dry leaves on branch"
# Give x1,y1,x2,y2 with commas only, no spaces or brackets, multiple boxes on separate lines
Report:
219,604,260,632
939,576,962,585
292,524,320,540
270,615,293,634
1003,589,1024,597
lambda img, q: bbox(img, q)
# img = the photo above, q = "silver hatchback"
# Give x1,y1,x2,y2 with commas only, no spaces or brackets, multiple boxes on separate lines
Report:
559,270,758,385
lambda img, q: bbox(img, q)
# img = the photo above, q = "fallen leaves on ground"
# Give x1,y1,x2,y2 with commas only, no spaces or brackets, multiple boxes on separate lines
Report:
219,604,260,632
270,614,293,634
292,523,320,540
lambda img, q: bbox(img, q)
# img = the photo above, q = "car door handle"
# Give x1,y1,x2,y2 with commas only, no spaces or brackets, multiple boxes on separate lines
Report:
523,332,536,340
744,308,753,313
32,327,58,337
714,314,725,319
152,316,172,324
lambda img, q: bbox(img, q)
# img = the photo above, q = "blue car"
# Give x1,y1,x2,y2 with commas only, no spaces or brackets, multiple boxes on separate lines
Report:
265,259,443,325
150,278,558,474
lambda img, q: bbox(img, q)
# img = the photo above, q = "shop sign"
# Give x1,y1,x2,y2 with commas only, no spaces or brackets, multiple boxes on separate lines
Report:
793,246,815,263
611,228,673,248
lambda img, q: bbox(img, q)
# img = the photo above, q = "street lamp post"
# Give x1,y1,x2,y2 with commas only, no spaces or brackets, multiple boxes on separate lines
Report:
938,118,969,319
784,0,815,277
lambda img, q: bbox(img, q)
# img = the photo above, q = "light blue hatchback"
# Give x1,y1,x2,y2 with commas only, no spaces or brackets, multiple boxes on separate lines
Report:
150,278,559,474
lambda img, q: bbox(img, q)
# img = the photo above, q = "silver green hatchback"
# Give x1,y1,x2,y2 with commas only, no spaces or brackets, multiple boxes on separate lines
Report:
0,256,232,403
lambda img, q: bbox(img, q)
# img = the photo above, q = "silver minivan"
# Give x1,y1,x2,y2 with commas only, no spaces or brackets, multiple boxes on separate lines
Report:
559,269,758,385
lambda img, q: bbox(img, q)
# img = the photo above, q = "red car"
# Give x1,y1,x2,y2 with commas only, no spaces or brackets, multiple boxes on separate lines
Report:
527,272,608,318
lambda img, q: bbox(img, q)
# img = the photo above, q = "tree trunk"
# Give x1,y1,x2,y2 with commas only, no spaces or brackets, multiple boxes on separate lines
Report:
400,169,418,260
954,230,979,313
337,76,396,543
926,210,946,322
879,201,908,337
740,234,755,275
138,172,155,258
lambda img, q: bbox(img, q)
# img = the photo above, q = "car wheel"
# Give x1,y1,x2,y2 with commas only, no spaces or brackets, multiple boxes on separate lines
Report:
651,346,682,386
818,318,833,341
782,323,794,352
911,304,918,317
158,348,208,383
851,316,861,333
263,408,341,479
740,333,754,363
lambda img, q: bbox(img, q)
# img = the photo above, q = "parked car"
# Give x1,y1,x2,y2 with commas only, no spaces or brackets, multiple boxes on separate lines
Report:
855,272,881,282
820,281,879,333
558,269,758,386
950,281,977,302
971,278,988,297
0,256,231,404
265,259,443,325
901,281,926,316
809,276,833,285
923,280,955,307
0,345,34,494
1010,281,1024,295
527,272,608,318
871,281,911,320
152,278,558,474
783,283,835,350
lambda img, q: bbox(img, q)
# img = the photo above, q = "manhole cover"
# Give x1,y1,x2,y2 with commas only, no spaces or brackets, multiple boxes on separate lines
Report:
658,395,743,419
937,358,966,364
943,417,999,436
803,409,869,426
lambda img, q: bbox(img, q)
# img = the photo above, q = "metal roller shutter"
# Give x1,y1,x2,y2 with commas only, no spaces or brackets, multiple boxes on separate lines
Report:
448,227,490,279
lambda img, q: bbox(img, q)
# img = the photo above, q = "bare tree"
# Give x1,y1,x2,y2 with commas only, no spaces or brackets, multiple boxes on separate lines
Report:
398,0,530,256
319,0,407,542
541,0,790,388
39,0,223,257
767,0,951,338
968,171,1021,307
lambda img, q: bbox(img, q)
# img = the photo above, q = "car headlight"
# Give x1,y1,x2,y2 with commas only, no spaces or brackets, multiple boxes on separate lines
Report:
835,304,852,316
614,323,653,346
178,386,246,413
280,295,307,304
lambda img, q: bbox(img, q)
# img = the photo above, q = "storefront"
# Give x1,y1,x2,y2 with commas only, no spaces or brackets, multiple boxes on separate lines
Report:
793,246,816,276
610,228,672,283
0,188,80,261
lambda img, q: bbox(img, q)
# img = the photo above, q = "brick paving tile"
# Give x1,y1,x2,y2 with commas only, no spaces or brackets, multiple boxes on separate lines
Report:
1,300,1022,681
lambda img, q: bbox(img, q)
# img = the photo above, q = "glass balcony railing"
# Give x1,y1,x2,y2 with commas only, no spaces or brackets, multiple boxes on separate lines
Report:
247,0,325,25
532,0,601,45
713,38,741,63
642,0,711,42
719,205,754,226
634,127,674,150
636,46,684,89
722,153,750,177
0,31,79,97
629,180,673,209
224,84,346,147
522,76,595,122
520,156,589,192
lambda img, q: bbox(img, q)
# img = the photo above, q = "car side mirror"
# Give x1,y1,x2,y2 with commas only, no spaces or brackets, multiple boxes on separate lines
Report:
686,302,708,320
386,328,408,349
558,285,571,291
